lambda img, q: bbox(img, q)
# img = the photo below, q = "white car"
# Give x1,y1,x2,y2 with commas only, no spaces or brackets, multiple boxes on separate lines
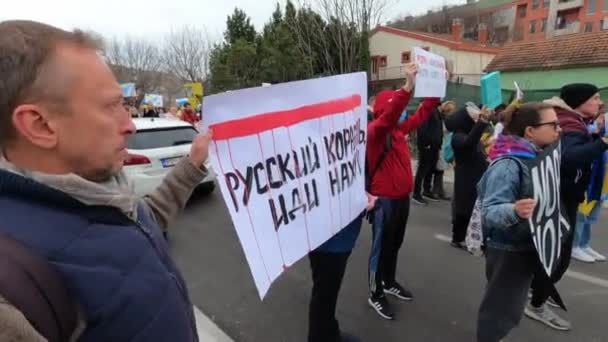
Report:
124,117,216,196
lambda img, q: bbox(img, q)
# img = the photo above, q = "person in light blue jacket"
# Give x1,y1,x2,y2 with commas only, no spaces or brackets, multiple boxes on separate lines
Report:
476,102,562,342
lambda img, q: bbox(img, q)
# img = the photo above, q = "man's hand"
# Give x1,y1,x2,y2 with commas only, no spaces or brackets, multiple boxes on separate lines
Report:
402,63,418,93
514,198,536,219
366,193,378,211
189,129,214,167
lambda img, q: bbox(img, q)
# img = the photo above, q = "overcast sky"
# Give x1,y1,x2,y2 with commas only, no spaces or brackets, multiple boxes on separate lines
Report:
3,0,465,41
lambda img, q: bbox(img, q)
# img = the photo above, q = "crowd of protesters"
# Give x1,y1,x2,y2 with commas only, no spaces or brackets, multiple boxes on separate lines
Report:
1,20,607,342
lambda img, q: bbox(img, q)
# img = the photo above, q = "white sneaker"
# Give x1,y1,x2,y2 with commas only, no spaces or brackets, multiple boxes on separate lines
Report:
524,303,571,331
583,247,606,262
572,247,596,263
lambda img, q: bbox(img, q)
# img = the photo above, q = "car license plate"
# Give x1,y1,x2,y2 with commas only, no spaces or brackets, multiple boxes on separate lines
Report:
161,157,182,168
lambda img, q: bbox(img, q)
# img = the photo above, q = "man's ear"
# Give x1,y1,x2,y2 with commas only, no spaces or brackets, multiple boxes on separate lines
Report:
11,104,58,149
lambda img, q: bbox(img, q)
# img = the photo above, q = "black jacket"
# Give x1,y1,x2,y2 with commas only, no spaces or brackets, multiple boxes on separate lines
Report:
445,107,489,216
557,108,608,204
416,108,443,150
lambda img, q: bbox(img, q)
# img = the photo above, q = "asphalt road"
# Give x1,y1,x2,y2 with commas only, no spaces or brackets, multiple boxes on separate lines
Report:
168,189,608,342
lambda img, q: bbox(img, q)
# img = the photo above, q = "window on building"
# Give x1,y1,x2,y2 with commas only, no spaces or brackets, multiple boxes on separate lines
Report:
588,0,597,14
530,20,537,33
533,0,540,9
585,21,594,32
604,0,608,11
380,56,387,67
517,5,527,18
543,0,550,7
601,19,608,30
401,52,411,64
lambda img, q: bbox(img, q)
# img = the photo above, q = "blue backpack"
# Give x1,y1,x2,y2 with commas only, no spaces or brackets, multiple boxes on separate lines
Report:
442,133,454,163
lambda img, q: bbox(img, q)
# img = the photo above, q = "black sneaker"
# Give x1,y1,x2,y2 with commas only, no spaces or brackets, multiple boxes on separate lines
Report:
422,191,440,202
451,241,467,250
383,281,413,301
368,295,394,320
412,194,428,205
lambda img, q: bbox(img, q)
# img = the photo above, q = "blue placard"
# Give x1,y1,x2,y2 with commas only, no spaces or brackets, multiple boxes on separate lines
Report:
481,71,502,109
120,83,136,97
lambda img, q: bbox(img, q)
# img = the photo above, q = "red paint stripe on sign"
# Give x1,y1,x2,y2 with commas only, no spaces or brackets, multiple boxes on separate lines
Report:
210,94,361,140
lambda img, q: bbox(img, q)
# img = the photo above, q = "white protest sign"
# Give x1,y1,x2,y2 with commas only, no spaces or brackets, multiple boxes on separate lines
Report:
412,47,447,98
144,94,163,107
203,73,368,298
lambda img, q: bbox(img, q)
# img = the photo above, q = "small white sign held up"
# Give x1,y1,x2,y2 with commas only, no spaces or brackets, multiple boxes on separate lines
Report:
412,47,447,98
203,73,368,298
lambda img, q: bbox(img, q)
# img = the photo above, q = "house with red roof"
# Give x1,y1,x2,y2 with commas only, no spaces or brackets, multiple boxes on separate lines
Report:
369,23,502,91
485,30,608,93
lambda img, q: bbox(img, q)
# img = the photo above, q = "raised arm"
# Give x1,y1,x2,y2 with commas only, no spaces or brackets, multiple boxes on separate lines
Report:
398,97,441,134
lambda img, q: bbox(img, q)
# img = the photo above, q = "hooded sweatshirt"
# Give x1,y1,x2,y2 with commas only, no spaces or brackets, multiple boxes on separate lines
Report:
366,89,440,198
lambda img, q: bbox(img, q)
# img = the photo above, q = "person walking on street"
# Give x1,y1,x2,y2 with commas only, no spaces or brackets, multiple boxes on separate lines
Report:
366,63,440,320
476,103,561,342
523,84,607,331
445,104,491,249
413,101,453,204
0,21,212,342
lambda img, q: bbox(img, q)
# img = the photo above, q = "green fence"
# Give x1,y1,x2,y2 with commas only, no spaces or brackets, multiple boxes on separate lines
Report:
370,81,608,112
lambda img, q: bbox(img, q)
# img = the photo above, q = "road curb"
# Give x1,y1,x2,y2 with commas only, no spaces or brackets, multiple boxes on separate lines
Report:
194,306,234,342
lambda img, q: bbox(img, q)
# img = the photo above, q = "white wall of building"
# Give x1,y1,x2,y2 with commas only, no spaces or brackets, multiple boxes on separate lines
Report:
369,30,497,86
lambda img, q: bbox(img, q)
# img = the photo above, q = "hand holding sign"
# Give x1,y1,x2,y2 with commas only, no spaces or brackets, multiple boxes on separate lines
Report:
402,63,418,93
515,198,536,219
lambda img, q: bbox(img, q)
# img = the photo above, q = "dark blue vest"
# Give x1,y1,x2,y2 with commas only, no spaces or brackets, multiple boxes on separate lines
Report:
0,169,198,342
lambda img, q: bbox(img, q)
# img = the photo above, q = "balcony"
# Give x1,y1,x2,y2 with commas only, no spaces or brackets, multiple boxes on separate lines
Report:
554,21,581,35
557,0,584,11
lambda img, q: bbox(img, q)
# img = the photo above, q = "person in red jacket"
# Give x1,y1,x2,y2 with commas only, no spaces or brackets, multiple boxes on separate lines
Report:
180,103,200,125
366,63,441,320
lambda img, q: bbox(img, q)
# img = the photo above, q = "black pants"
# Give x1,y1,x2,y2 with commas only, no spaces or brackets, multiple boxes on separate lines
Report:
530,199,579,306
369,196,411,297
308,251,351,342
477,248,538,342
431,170,445,197
414,147,439,196
452,213,470,244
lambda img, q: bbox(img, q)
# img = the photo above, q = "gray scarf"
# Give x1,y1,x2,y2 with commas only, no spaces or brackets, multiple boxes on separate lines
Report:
0,156,138,218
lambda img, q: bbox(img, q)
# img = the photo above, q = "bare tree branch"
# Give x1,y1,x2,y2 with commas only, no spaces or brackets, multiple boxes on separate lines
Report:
103,36,164,103
163,25,213,83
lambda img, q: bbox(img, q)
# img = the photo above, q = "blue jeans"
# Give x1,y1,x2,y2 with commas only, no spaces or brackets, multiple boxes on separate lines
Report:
574,204,601,248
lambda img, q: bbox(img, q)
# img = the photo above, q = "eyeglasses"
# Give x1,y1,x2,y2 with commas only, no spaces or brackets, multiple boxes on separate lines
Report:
532,121,560,130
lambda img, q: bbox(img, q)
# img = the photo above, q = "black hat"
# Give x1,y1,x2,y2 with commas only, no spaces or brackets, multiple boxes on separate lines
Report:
560,83,599,110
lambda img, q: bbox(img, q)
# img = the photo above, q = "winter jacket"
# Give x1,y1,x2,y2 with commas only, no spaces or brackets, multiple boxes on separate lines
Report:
0,158,206,342
445,107,489,216
366,89,440,199
544,97,608,204
181,109,200,125
416,107,443,150
478,157,535,252
316,212,364,253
